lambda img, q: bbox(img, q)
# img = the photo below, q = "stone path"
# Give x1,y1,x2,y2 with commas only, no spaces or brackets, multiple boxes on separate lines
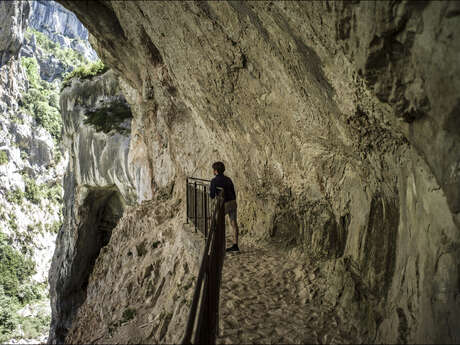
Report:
216,244,359,344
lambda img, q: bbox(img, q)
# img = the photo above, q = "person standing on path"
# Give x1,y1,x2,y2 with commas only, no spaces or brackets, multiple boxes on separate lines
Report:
210,161,239,252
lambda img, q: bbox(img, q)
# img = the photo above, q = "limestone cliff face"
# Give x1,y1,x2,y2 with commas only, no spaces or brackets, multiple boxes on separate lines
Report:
20,0,97,84
0,1,65,342
0,1,100,342
49,70,202,344
0,0,29,111
28,0,97,61
54,1,460,344
49,70,134,342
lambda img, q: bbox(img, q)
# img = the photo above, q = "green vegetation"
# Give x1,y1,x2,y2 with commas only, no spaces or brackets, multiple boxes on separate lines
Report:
6,189,24,205
16,313,50,340
23,176,62,206
21,57,41,89
0,288,48,343
108,307,137,336
0,232,36,301
0,207,5,222
20,151,28,161
83,100,132,134
61,59,108,88
0,151,8,165
8,213,18,232
5,177,57,206
0,26,88,344
25,28,88,69
20,28,91,140
53,149,62,165
20,57,62,139
0,230,48,342
45,184,62,204
24,178,42,205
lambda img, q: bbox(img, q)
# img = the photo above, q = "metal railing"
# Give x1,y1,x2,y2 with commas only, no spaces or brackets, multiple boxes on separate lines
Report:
186,177,215,238
182,186,226,344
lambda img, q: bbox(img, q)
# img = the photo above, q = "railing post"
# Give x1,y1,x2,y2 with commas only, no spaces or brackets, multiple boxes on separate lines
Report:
194,181,197,233
186,178,189,224
204,186,208,238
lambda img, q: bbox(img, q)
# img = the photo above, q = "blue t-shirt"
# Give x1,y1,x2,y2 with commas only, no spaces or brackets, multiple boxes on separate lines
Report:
210,174,236,202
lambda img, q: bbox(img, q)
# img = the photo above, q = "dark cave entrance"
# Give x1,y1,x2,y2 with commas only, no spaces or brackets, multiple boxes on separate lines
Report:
56,188,124,342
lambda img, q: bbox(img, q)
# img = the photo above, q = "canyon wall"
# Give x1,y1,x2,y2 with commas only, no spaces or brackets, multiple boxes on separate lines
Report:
53,1,460,343
0,1,99,342
50,70,202,344
28,0,97,61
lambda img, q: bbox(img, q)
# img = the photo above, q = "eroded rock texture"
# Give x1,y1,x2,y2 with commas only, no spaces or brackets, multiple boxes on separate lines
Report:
28,0,97,61
53,1,459,344
49,70,134,342
50,68,205,344
0,0,29,111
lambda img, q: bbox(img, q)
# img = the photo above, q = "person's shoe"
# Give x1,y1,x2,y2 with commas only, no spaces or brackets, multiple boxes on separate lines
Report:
226,244,240,252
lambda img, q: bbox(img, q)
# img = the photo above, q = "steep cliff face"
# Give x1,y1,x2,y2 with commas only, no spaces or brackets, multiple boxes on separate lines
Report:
50,70,202,344
0,0,29,110
49,70,134,342
28,0,97,62
54,1,460,344
0,1,99,342
21,0,97,84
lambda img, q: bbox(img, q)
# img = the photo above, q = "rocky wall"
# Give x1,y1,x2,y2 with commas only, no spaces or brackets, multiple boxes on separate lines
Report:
29,0,97,61
0,0,29,111
48,70,136,343
54,1,460,343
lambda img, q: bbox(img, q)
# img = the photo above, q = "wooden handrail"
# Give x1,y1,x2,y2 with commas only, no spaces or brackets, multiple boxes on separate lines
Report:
182,190,225,344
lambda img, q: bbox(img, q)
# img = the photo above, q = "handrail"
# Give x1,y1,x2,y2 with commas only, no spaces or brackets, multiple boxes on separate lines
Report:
186,176,221,238
188,176,212,184
182,189,225,344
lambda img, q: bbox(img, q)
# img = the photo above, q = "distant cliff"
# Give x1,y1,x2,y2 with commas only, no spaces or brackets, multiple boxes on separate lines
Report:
28,0,97,61
0,0,98,342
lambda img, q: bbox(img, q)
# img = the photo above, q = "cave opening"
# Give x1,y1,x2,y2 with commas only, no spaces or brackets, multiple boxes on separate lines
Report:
55,188,124,343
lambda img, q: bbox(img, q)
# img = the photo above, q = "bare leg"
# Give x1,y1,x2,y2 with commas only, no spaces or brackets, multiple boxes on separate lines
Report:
230,218,239,246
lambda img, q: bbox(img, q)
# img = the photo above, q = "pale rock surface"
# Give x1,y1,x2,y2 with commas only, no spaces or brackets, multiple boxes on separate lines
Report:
28,0,97,61
0,0,64,286
0,0,30,66
50,70,208,344
0,1,90,344
0,0,29,112
53,1,460,344
49,70,139,343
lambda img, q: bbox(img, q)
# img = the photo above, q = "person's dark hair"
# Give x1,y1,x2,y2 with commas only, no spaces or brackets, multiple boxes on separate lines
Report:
212,161,225,174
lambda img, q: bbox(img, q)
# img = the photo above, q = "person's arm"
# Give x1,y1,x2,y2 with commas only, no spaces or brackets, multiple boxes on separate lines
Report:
210,179,216,199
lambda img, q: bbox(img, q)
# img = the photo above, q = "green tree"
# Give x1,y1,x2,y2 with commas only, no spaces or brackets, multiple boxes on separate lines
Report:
20,57,40,89
0,151,8,165
0,232,36,300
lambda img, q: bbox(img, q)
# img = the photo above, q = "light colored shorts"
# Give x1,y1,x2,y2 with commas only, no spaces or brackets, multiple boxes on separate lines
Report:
224,200,237,222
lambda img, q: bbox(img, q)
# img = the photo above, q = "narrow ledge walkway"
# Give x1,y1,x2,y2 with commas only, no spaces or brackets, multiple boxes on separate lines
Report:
216,244,360,344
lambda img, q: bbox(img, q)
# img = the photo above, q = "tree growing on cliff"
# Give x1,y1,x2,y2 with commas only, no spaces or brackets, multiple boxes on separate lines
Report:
20,56,62,139
61,59,108,88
